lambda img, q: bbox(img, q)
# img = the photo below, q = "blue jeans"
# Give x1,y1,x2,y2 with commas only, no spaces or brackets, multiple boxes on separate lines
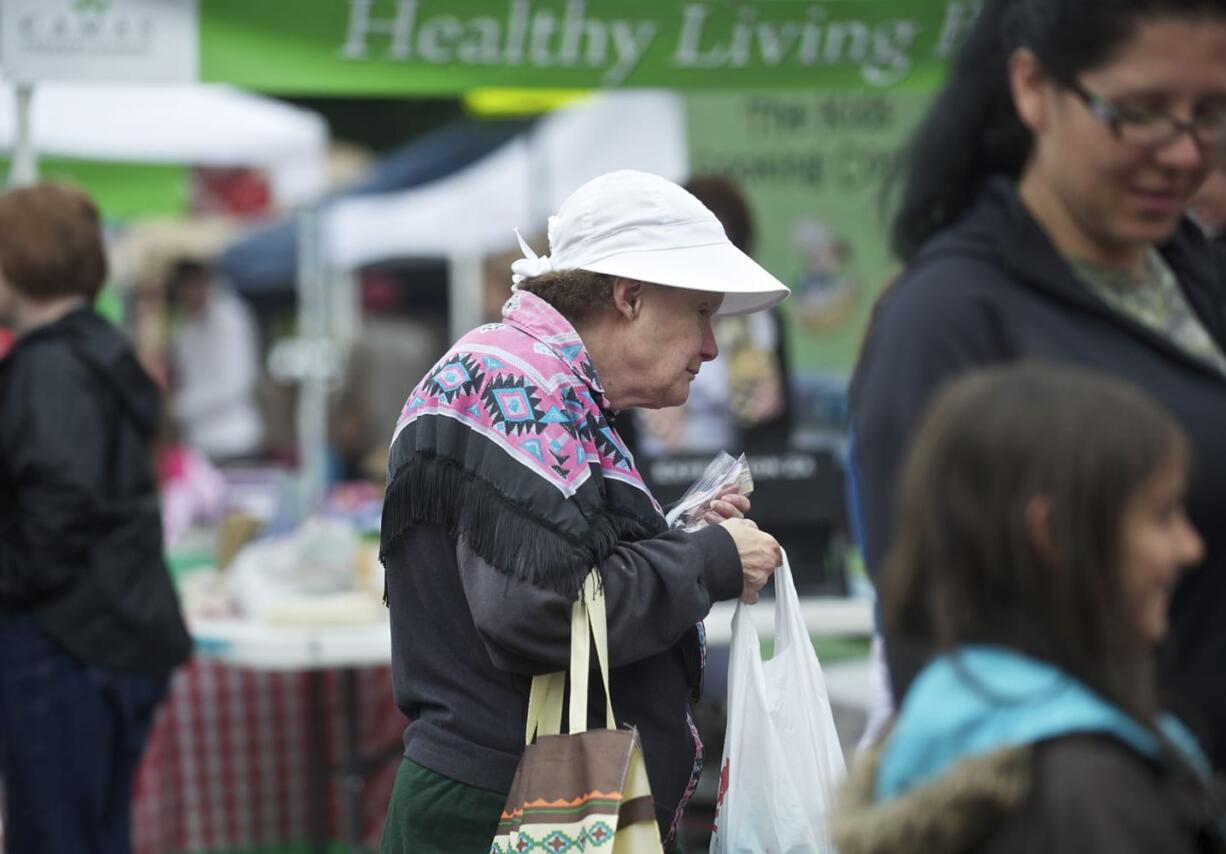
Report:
0,614,168,854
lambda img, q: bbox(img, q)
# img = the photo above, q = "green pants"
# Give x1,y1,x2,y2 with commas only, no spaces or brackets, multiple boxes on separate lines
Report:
381,758,505,854
380,758,687,853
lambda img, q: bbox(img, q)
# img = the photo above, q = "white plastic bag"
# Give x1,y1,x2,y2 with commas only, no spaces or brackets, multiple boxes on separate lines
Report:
710,552,846,854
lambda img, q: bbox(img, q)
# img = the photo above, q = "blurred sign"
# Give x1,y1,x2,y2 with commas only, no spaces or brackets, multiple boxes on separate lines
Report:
684,90,933,442
643,448,848,593
0,0,198,83
644,450,844,526
199,0,979,94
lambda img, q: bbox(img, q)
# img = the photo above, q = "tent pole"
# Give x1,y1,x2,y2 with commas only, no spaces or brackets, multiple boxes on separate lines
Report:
447,253,483,343
8,82,38,188
295,204,331,517
524,119,550,239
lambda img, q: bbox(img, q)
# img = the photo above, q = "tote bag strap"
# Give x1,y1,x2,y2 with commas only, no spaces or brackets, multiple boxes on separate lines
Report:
525,670,565,742
586,570,615,731
524,569,616,743
569,570,615,734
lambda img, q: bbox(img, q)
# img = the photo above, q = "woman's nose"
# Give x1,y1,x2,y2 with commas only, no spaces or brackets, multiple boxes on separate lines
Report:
701,324,719,361
1154,127,1211,172
1179,517,1206,566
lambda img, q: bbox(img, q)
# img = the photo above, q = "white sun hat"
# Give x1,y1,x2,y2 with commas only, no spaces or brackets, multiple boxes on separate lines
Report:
511,170,790,316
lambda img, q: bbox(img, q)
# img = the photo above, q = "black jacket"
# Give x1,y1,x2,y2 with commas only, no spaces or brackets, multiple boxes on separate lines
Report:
385,522,741,837
835,733,1226,854
0,309,191,675
851,177,1226,765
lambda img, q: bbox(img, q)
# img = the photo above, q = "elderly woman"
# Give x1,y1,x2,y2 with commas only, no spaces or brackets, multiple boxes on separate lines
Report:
379,170,788,853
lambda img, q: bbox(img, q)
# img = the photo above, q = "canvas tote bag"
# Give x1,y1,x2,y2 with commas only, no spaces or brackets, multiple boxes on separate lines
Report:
490,570,664,853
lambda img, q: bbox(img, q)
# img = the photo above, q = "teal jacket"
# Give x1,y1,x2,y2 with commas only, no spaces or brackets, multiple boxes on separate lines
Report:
877,645,1210,801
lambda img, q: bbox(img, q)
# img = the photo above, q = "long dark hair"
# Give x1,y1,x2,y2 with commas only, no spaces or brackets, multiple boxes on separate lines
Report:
890,0,1226,261
882,362,1189,722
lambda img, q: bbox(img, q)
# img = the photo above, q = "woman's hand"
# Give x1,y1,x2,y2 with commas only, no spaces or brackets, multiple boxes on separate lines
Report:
701,486,751,526
719,517,782,604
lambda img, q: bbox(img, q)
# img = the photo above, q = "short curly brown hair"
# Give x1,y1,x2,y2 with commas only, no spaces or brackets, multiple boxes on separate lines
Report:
515,268,615,327
0,182,107,303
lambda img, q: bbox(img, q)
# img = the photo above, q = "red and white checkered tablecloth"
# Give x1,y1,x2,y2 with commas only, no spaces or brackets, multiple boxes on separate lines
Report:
133,659,404,854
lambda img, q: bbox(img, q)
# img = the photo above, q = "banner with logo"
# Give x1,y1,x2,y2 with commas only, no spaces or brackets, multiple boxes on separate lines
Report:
1,1,972,93
197,0,977,94
0,0,198,83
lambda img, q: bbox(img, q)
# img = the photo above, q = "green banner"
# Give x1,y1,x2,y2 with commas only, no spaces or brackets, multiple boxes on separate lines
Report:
200,0,977,94
0,159,188,220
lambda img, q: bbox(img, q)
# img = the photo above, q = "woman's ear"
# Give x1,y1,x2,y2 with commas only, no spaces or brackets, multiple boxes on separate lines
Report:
1025,494,1056,566
611,278,645,320
1009,47,1050,134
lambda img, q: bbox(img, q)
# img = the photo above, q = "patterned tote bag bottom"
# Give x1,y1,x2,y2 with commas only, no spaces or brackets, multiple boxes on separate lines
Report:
490,572,664,854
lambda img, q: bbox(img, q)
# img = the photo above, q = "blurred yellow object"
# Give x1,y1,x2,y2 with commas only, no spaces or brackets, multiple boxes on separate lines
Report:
355,539,382,596
261,591,385,627
216,511,264,571
464,88,591,117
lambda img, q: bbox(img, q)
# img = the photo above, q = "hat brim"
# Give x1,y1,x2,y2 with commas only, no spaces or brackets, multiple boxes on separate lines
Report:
581,241,790,316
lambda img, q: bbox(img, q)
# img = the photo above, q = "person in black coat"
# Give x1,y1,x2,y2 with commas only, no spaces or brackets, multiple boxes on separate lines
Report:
851,0,1226,768
836,365,1224,854
0,183,191,853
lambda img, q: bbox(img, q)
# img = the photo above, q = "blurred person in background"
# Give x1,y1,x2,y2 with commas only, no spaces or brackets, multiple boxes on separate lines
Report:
0,183,192,853
166,258,264,463
481,244,527,325
834,364,1223,854
628,175,793,460
378,171,787,853
851,0,1226,766
155,401,227,548
328,271,446,482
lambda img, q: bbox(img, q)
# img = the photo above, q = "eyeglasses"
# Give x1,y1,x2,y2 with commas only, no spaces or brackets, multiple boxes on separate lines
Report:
1067,79,1226,155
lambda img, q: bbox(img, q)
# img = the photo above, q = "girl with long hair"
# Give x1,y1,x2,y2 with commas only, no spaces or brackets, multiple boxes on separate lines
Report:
836,364,1221,853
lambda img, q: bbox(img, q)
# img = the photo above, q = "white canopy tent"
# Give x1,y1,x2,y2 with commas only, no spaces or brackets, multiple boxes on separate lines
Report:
0,81,329,207
324,91,688,339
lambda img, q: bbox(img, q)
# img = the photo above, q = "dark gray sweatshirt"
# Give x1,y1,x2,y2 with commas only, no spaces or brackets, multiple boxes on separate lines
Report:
384,522,742,834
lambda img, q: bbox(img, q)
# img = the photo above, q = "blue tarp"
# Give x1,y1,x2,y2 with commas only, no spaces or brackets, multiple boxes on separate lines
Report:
218,118,531,295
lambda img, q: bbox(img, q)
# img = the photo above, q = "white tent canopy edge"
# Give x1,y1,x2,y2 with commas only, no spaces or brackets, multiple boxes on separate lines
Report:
0,80,329,207
324,90,688,341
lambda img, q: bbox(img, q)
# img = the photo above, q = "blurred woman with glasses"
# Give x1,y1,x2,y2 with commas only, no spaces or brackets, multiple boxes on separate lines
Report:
851,0,1226,768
